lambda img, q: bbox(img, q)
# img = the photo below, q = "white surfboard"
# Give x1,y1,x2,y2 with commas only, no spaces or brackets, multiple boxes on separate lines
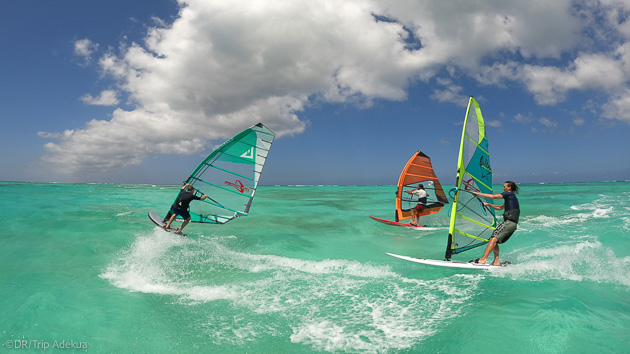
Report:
386,252,510,269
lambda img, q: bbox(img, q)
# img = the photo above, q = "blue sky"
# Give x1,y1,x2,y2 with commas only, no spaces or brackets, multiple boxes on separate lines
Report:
1,0,629,185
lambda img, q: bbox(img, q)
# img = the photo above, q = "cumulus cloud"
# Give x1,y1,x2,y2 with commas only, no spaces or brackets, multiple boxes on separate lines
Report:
602,88,630,121
521,53,626,105
573,117,585,126
80,90,119,106
531,117,559,133
486,120,503,128
514,113,534,124
74,38,98,62
43,0,630,173
430,79,468,106
539,117,558,128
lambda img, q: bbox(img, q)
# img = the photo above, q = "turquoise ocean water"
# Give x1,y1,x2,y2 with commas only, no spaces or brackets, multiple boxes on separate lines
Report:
1,181,629,353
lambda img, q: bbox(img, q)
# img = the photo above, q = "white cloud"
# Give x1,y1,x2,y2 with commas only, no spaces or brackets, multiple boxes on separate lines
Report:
44,0,630,173
37,132,63,139
602,88,630,122
74,38,98,60
539,117,557,128
80,90,119,106
514,113,534,124
531,117,558,133
486,120,502,128
430,78,468,106
521,53,626,105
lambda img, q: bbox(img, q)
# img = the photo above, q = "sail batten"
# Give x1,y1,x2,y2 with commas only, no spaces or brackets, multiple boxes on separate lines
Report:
445,97,497,260
207,164,256,182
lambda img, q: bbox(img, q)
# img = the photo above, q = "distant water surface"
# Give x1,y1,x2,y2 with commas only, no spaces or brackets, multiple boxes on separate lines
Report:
1,181,629,353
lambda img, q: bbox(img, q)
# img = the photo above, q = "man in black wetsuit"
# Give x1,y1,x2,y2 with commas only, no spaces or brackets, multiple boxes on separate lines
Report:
164,183,208,234
472,181,521,265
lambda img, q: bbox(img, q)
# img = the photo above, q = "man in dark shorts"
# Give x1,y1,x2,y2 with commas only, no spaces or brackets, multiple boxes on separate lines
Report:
405,184,429,226
164,183,208,234
471,181,520,265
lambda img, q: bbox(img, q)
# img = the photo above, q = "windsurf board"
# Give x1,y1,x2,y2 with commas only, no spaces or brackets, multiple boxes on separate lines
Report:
369,216,426,228
148,211,188,237
386,252,510,269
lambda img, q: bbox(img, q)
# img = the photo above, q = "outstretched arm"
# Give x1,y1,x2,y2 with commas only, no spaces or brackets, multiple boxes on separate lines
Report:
483,202,505,210
474,192,503,199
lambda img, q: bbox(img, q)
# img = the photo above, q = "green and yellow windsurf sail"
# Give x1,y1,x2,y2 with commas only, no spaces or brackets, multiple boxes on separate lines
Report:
171,123,275,225
445,97,497,260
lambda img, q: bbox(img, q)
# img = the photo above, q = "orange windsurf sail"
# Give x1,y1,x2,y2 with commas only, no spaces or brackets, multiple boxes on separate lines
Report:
395,151,448,222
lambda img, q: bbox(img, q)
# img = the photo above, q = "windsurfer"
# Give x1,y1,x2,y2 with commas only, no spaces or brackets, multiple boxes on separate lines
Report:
405,184,429,226
164,183,208,234
472,181,520,265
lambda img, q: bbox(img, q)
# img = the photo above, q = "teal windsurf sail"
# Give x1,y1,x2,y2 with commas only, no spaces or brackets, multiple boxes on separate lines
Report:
445,97,497,260
170,122,275,224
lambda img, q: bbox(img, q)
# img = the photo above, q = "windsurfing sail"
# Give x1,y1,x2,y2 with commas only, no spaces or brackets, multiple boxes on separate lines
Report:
445,97,497,260
169,122,275,225
395,151,448,222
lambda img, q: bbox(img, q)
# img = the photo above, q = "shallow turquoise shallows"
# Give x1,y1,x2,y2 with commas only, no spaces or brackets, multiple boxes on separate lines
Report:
1,182,629,353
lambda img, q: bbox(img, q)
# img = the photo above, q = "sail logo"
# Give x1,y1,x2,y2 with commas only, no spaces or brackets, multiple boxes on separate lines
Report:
240,148,254,159
480,156,491,181
225,179,249,193
463,178,481,193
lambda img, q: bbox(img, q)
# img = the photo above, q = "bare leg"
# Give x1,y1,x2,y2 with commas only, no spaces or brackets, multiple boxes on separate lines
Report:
492,243,500,266
176,218,191,233
478,237,498,264
165,213,177,229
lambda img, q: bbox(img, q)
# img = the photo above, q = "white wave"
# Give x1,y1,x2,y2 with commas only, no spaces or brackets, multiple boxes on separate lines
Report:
489,240,630,287
101,230,484,352
593,207,613,218
524,214,588,227
100,228,192,295
524,205,614,228
217,248,399,278
287,274,483,352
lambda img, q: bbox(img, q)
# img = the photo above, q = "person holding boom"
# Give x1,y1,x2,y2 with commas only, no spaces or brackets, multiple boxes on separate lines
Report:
472,181,521,265
164,183,208,234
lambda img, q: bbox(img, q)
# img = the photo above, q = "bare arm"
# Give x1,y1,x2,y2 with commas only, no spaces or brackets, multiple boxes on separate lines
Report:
483,202,505,210
474,192,503,199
